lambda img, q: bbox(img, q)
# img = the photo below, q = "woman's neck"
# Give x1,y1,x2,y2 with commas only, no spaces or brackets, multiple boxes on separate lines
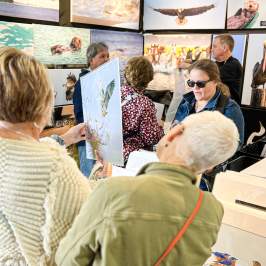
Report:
0,121,40,141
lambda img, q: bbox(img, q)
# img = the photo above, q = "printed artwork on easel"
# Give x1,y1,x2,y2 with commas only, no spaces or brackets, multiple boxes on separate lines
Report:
91,29,143,82
144,34,212,92
34,24,90,65
227,0,266,29
80,58,123,166
144,0,227,30
0,0,59,21
241,34,266,108
212,34,247,64
48,69,81,106
0,21,33,55
71,0,140,29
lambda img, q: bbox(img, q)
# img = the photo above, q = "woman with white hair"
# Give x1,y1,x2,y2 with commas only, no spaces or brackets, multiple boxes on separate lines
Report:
56,111,239,266
0,47,92,265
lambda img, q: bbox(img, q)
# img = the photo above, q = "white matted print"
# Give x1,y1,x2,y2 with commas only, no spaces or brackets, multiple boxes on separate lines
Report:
144,0,227,30
81,58,124,165
227,0,266,29
241,34,266,108
48,69,81,106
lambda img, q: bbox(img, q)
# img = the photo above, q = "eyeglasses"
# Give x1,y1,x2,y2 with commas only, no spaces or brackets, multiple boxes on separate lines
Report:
187,79,211,88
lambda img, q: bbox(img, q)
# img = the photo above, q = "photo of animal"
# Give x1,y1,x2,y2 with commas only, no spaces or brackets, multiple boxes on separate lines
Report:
144,0,227,30
242,34,266,108
150,3,216,25
227,0,266,29
144,34,212,92
71,0,140,29
48,69,81,106
34,24,90,65
0,0,59,21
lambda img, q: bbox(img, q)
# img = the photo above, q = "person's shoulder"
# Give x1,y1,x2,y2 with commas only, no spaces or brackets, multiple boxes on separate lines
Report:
225,97,241,110
230,56,242,67
201,191,224,224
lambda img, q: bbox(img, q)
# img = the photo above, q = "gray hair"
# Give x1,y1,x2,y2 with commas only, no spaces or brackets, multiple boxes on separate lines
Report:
177,111,239,173
86,42,108,66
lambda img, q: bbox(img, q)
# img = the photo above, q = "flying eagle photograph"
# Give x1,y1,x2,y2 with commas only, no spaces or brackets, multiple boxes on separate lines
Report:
150,3,216,25
144,0,227,30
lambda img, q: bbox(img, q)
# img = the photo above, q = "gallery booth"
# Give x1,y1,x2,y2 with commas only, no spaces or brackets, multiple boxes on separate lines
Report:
0,0,265,265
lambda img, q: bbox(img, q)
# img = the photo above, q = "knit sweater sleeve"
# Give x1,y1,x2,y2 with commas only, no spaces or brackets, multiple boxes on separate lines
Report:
42,146,92,263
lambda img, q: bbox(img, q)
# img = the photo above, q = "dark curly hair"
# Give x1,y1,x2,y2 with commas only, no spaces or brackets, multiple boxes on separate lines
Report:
124,56,154,90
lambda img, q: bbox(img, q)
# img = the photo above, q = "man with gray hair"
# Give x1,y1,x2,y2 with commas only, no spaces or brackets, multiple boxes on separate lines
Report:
56,111,239,266
212,34,243,104
73,42,109,177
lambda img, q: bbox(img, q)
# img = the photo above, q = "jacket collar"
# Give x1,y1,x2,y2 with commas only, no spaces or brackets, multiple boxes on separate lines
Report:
183,89,221,110
137,162,197,185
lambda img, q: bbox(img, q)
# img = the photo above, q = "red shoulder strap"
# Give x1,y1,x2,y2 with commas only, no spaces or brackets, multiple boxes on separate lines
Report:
154,190,204,266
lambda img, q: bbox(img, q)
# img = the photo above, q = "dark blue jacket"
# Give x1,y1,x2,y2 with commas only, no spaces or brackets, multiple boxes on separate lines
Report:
174,90,245,146
73,69,89,147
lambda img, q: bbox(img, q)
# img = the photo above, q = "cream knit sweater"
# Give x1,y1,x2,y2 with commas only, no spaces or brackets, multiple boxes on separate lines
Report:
0,137,92,266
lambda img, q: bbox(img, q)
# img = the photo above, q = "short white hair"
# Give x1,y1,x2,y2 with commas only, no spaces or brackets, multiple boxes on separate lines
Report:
177,111,239,173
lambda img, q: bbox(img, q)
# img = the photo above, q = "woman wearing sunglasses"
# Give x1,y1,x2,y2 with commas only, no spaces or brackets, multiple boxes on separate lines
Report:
174,59,244,146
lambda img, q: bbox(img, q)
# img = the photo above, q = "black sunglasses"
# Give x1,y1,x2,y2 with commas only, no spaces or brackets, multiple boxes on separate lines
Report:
187,79,211,88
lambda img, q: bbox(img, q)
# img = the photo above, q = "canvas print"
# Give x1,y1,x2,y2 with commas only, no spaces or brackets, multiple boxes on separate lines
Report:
0,0,59,22
80,58,123,165
0,21,33,55
212,34,247,64
241,34,266,108
144,0,227,30
34,24,90,65
227,0,266,29
144,34,212,92
71,0,140,30
48,69,81,106
91,29,143,82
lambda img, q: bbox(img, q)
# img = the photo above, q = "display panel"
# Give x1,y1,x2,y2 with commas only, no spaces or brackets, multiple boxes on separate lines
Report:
91,29,143,81
144,34,212,92
48,68,81,106
0,21,33,55
227,0,266,29
34,24,90,65
241,34,266,108
81,58,124,166
212,34,247,64
0,0,59,22
144,0,227,30
71,0,140,30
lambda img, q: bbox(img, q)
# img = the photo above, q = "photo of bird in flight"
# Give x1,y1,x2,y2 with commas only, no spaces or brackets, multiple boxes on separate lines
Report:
150,3,216,25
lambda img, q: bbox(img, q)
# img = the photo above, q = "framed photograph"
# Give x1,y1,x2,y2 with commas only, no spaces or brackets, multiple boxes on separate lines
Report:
81,58,124,165
144,0,227,30
47,68,81,106
33,24,90,65
227,0,266,29
0,0,59,22
241,34,266,108
0,21,33,55
91,29,143,82
71,0,140,30
144,34,212,92
212,34,247,64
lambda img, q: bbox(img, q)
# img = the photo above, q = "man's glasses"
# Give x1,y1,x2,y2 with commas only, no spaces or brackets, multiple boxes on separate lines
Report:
187,79,211,88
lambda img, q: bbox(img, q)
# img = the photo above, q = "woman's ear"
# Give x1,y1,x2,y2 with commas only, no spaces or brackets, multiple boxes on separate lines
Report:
166,123,185,142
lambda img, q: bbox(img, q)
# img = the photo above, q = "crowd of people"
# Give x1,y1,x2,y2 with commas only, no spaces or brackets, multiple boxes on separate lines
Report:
0,33,245,265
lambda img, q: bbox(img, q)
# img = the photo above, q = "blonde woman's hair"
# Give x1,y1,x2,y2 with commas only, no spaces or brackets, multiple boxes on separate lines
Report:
176,111,239,173
0,47,53,123
124,56,154,90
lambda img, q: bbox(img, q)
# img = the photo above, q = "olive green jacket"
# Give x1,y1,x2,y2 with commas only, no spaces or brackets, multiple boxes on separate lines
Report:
56,162,223,266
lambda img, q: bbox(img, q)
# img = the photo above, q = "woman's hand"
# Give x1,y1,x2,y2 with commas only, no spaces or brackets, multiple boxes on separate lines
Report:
61,123,86,147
